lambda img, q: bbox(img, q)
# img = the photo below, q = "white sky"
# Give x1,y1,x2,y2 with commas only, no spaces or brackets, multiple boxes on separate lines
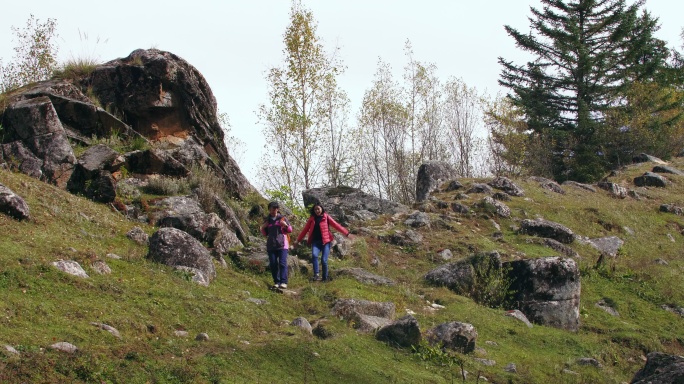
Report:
2,0,682,186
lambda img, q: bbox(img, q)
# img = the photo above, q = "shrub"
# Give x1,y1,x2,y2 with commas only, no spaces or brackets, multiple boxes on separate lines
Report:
469,254,514,309
0,15,59,93
143,176,190,196
53,59,97,81
187,165,226,213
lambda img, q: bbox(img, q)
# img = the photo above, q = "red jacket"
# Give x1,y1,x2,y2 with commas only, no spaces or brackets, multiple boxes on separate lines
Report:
296,213,349,245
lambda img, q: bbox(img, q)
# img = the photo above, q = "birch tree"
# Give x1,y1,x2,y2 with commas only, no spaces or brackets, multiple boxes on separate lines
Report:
358,59,411,203
257,0,345,203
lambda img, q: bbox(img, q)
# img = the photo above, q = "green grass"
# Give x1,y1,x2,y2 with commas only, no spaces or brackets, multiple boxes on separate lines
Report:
1,158,684,383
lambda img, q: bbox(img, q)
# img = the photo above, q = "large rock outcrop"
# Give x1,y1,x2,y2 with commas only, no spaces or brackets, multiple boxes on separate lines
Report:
504,257,581,331
302,186,408,225
631,352,684,384
83,48,255,199
0,49,256,202
1,96,76,187
415,161,458,202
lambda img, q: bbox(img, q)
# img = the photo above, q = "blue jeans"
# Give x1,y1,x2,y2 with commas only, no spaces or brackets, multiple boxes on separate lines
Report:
267,248,288,285
311,241,331,280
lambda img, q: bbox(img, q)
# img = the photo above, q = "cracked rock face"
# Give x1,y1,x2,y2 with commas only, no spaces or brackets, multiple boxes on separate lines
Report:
504,257,580,331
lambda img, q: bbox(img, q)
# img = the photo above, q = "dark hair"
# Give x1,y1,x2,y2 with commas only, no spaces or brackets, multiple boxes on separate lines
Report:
268,201,280,209
309,204,325,216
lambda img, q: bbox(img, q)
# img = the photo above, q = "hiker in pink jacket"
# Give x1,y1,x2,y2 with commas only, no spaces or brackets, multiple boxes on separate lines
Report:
296,204,351,281
260,201,292,289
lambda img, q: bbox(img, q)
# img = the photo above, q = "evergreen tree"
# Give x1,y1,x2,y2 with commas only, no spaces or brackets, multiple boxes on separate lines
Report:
499,0,667,182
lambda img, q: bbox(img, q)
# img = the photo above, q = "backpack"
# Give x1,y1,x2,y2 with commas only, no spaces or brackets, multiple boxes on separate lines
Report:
280,217,293,249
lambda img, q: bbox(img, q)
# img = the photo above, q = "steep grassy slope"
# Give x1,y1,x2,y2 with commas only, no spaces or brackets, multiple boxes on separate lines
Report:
0,159,682,383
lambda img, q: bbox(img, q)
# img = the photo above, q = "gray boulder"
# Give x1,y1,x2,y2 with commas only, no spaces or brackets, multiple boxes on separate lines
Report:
375,315,421,348
416,161,458,202
52,260,89,278
597,182,628,199
631,352,684,384
660,204,684,216
479,196,511,218
147,227,216,283
652,165,684,176
519,218,575,244
424,252,502,295
634,172,668,187
291,317,313,334
1,96,76,187
467,183,493,194
504,257,581,331
0,183,30,220
48,342,78,354
529,176,565,194
67,145,123,203
562,181,596,192
332,233,353,258
380,229,423,246
488,176,524,196
124,149,189,177
174,266,211,287
404,211,431,228
535,238,580,258
584,236,624,258
1,141,43,179
595,299,619,317
505,309,533,328
661,304,684,317
443,180,464,192
330,298,395,333
426,321,478,353
632,153,666,164
151,195,243,252
302,186,408,226
353,314,393,333
450,202,471,214
335,268,396,286
331,298,396,320
126,226,149,245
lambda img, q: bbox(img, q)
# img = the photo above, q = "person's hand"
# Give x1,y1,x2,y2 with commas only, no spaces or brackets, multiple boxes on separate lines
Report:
347,233,356,240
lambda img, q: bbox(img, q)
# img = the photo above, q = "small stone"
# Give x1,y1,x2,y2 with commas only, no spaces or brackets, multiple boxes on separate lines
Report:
474,358,496,366
48,342,78,354
195,333,209,341
577,357,602,368
174,330,189,337
4,345,19,355
504,363,517,373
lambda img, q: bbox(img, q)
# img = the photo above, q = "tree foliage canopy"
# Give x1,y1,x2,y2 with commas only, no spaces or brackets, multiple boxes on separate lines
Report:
498,0,671,182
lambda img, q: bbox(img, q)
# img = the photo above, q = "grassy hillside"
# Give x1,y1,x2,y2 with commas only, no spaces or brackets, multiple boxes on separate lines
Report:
0,158,683,383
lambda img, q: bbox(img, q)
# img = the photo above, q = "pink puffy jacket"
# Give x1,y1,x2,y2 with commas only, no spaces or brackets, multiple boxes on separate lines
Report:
296,213,349,246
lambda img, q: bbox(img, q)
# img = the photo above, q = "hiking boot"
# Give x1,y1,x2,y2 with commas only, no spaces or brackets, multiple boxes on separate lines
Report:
279,283,288,289
311,275,322,282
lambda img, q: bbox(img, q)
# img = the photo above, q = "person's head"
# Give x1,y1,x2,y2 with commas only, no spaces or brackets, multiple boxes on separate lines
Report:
310,204,325,217
268,201,280,215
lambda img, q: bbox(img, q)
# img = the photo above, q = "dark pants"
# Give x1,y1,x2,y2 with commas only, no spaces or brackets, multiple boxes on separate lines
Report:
267,248,288,285
311,240,331,280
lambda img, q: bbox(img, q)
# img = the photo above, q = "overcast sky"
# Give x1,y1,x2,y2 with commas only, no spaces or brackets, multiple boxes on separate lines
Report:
2,1,682,186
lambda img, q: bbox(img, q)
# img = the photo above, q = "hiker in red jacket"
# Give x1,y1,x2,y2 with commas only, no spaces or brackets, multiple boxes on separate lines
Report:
296,203,351,282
